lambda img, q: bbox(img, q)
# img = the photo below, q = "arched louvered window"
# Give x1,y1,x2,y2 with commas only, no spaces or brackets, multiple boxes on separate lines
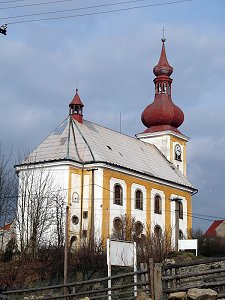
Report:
114,184,123,205
135,189,143,210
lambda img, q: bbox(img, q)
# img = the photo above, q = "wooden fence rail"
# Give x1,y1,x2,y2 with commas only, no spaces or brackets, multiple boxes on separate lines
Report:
1,268,151,300
3,256,225,300
162,256,225,300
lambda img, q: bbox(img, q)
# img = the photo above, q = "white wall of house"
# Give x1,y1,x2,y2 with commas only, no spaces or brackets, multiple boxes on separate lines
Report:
16,164,69,249
140,135,171,161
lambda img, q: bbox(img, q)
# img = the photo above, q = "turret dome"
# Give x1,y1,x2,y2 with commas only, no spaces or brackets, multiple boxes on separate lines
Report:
141,39,184,134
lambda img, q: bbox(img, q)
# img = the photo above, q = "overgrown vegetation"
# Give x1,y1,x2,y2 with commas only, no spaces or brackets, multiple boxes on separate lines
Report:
0,241,107,289
111,214,172,263
192,229,225,257
0,214,174,288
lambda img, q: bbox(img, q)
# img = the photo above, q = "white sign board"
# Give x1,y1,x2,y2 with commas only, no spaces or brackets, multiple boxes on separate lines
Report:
107,239,137,300
178,239,198,256
109,240,134,266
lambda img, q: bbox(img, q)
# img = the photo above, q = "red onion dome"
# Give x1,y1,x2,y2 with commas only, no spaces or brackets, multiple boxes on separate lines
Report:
141,38,184,134
141,94,184,133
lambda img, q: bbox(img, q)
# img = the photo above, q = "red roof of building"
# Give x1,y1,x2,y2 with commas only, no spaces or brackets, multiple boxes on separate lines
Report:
0,223,12,231
204,220,224,237
69,89,84,107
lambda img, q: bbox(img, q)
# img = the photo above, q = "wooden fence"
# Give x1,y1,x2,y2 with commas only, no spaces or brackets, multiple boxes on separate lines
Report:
1,267,151,300
161,256,225,299
3,257,225,300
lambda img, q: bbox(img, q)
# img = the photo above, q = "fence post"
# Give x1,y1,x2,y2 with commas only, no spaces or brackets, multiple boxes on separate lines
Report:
140,262,149,291
149,258,155,300
154,263,163,300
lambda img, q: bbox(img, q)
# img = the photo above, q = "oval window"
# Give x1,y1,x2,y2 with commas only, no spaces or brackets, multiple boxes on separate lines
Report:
71,215,79,225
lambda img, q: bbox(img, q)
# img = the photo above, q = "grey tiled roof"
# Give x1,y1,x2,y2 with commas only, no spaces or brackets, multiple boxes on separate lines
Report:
22,117,194,189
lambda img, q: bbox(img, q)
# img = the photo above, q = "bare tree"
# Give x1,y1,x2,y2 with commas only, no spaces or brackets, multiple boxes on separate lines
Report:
111,214,137,241
16,167,66,258
111,214,172,263
53,190,66,248
0,147,17,252
138,226,172,263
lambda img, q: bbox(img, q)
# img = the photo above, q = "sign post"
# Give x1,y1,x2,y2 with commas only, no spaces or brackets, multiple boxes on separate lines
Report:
107,239,112,300
107,239,137,299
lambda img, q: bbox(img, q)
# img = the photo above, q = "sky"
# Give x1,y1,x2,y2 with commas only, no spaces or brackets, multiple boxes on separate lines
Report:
0,0,225,231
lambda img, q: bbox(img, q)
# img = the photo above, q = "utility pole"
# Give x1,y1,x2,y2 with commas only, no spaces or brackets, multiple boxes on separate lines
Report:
175,200,179,252
64,205,69,296
171,197,182,252
90,169,95,250
87,168,98,250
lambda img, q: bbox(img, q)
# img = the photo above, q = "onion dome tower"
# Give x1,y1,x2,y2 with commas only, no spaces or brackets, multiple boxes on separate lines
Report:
137,38,189,176
141,38,184,134
69,89,84,123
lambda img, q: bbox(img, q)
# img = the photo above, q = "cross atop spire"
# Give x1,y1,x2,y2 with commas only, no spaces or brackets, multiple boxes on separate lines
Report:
162,26,166,43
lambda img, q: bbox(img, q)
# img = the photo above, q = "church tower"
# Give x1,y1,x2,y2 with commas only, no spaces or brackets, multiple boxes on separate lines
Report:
69,88,84,123
136,38,188,176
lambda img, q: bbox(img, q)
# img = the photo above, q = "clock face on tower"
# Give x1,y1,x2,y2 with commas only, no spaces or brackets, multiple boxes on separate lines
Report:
175,144,182,161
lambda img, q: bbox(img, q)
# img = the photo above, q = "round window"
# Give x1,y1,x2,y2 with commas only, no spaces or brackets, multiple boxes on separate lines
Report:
71,215,79,225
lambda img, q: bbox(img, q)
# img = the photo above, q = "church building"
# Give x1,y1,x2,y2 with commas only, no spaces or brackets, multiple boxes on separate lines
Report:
15,38,197,249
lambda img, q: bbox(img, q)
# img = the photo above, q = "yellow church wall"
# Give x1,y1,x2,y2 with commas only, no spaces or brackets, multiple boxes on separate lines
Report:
67,166,192,245
67,167,92,243
102,168,192,243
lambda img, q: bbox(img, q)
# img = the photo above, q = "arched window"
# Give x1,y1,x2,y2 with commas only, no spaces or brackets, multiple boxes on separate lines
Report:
158,83,162,93
113,217,122,230
134,221,144,235
70,235,77,248
179,230,184,240
154,225,162,237
135,189,143,210
179,201,183,220
154,195,162,214
114,184,123,205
